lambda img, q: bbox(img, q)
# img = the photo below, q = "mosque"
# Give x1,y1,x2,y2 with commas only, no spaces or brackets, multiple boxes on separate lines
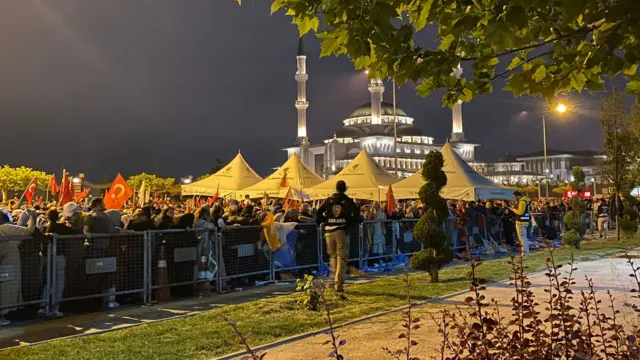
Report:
284,38,480,179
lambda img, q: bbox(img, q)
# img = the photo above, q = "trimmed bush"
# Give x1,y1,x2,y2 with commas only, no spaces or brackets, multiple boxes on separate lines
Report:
619,217,638,235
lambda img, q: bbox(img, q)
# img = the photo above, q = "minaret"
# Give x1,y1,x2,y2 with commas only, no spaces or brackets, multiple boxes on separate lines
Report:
451,64,465,142
295,37,309,145
368,77,385,125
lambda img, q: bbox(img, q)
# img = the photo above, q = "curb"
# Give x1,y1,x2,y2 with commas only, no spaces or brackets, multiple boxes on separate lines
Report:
213,249,628,360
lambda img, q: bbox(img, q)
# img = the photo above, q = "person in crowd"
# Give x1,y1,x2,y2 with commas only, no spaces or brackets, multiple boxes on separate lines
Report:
0,207,37,326
155,207,175,230
511,191,531,255
315,180,359,296
126,207,156,231
596,198,609,239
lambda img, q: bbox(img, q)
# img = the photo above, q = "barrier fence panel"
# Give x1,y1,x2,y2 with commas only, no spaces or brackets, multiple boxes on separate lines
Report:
319,224,361,274
148,229,216,301
218,226,271,282
361,220,396,264
54,232,146,306
272,222,319,279
396,219,422,256
0,236,48,315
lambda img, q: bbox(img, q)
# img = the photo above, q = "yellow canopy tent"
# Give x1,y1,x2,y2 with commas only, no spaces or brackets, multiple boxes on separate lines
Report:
305,149,398,201
392,142,513,201
238,152,323,199
181,152,262,197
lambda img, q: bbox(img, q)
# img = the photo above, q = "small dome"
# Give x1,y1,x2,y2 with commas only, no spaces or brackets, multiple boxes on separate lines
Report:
498,153,518,162
348,102,408,118
335,126,366,138
395,126,423,137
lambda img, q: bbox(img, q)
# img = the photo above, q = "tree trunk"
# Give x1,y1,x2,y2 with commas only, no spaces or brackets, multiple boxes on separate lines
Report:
429,264,440,283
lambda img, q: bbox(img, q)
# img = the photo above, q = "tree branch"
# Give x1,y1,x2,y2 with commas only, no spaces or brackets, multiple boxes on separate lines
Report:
490,51,552,80
461,20,607,61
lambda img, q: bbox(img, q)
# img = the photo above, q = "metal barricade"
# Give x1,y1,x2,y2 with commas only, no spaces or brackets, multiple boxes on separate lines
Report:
395,219,422,256
148,229,216,301
272,222,320,278
218,226,271,282
53,232,146,307
0,236,49,316
360,220,395,264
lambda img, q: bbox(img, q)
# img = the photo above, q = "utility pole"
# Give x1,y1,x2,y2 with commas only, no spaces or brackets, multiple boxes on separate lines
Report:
543,114,549,198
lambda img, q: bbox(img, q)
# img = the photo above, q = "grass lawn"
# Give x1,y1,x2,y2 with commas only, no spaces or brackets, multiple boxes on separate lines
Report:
3,237,639,360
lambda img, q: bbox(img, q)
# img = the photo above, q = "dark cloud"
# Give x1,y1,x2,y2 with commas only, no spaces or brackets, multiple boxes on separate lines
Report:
0,0,605,180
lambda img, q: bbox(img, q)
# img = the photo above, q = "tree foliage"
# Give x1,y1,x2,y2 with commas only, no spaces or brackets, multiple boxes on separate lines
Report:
0,165,51,203
265,0,640,106
196,158,226,181
410,150,452,283
569,166,586,192
127,173,175,194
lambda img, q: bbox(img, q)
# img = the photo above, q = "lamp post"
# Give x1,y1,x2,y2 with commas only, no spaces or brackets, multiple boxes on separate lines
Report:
542,103,567,198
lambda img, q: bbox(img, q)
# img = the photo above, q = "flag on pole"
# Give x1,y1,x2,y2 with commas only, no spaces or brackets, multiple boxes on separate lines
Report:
282,187,298,212
58,170,74,205
210,183,220,205
75,188,91,203
261,212,281,251
104,174,134,210
49,175,59,195
24,177,38,206
386,184,396,216
279,172,288,188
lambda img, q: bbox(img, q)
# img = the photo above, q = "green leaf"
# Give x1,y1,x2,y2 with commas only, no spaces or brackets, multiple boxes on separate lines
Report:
624,64,638,76
270,0,283,15
505,6,527,29
506,57,521,71
296,17,319,36
532,65,547,83
460,88,473,102
562,0,587,22
439,34,456,51
569,72,587,92
416,79,436,97
487,57,499,66
413,0,435,31
319,36,340,57
627,81,640,94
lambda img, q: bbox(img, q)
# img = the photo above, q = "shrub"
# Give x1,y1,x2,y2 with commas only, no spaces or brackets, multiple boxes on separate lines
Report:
620,217,638,235
412,150,452,283
295,274,320,311
562,229,581,248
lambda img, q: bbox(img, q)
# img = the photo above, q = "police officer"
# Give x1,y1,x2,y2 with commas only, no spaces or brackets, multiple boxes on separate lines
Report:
511,191,531,255
316,180,359,295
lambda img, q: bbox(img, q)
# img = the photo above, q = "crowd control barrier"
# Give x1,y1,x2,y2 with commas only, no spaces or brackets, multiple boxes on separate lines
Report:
2,214,584,320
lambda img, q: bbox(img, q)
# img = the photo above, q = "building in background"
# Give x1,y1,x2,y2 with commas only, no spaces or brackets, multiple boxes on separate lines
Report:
284,38,478,178
470,155,543,185
515,149,605,182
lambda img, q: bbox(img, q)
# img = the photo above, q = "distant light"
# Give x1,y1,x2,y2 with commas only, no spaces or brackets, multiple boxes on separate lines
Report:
364,70,369,74
72,177,81,184
181,176,193,184
556,103,567,113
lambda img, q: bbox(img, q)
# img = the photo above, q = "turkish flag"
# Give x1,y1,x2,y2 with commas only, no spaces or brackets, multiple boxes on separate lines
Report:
24,177,37,206
104,174,133,210
279,173,288,188
386,184,396,216
49,175,59,195
75,188,91,203
58,171,74,205
282,187,298,212
210,183,220,205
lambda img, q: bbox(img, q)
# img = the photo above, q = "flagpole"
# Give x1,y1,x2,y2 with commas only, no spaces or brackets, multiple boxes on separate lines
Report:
18,176,37,204
45,181,50,204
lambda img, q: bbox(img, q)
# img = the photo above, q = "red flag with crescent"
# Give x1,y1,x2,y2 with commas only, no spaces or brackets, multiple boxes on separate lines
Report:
49,175,59,195
104,174,133,210
58,171,74,205
25,177,37,206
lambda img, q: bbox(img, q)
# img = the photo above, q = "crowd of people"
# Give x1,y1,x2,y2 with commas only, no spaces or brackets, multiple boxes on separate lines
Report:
0,185,626,326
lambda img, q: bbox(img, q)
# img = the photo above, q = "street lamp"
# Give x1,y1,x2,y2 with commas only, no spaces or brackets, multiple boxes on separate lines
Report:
542,102,568,198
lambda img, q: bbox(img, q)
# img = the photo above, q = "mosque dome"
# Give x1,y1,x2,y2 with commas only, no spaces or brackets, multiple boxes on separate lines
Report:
348,102,408,118
498,153,519,162
335,126,367,138
395,126,423,137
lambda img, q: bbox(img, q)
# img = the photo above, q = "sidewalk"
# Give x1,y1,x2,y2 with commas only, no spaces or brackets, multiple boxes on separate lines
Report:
252,254,639,360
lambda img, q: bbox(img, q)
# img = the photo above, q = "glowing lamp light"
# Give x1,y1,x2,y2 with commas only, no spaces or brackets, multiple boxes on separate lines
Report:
555,103,567,113
364,70,369,74
72,177,81,184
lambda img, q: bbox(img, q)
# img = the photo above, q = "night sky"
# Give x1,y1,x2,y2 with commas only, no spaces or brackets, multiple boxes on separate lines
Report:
0,1,609,182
